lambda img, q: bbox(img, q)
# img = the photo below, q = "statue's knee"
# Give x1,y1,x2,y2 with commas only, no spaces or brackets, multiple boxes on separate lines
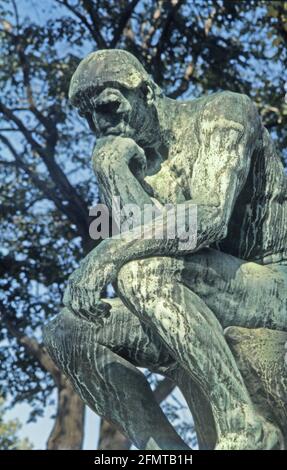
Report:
117,256,178,301
117,259,141,299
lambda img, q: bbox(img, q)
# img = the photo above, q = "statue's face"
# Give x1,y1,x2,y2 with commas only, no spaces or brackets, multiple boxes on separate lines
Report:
84,84,156,144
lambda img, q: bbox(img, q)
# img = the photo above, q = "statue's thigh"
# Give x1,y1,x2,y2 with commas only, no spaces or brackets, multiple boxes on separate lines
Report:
44,299,174,374
182,248,287,331
96,298,175,373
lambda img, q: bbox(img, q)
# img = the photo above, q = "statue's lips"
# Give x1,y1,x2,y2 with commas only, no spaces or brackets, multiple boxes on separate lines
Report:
101,126,122,136
100,122,129,136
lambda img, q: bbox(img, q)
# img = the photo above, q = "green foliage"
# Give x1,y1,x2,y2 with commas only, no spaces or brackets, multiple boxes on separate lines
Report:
0,397,32,449
0,0,286,423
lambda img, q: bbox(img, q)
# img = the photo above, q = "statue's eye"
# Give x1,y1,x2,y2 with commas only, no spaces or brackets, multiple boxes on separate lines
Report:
140,83,149,98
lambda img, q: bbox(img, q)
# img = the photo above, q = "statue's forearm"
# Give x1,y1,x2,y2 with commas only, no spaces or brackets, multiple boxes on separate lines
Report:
100,202,227,269
92,137,228,268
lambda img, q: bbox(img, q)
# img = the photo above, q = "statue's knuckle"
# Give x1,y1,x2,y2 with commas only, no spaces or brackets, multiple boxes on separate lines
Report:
118,261,136,284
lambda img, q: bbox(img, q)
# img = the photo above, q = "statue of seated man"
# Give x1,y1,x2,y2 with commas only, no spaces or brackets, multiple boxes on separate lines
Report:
44,49,287,450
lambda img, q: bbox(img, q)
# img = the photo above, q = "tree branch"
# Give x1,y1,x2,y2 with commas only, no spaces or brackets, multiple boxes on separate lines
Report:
0,304,60,384
15,40,58,148
56,0,107,47
111,0,140,47
0,134,79,224
152,0,184,74
82,0,107,48
0,104,89,239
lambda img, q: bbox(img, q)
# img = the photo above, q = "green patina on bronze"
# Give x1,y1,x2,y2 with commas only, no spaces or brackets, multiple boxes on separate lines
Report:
44,49,287,450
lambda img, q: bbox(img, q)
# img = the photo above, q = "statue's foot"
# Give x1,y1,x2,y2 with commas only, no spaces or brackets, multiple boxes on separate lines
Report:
216,417,284,450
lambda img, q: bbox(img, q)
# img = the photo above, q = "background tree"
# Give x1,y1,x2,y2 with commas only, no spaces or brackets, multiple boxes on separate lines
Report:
0,0,286,449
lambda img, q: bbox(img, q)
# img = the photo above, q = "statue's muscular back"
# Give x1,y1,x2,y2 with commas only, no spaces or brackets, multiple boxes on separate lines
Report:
145,91,287,265
219,125,287,265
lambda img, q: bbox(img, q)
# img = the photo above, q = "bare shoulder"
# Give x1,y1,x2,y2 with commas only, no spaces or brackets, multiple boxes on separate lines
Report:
198,90,259,125
175,91,259,135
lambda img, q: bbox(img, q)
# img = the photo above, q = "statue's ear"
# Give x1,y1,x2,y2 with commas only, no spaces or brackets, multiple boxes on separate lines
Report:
142,82,155,106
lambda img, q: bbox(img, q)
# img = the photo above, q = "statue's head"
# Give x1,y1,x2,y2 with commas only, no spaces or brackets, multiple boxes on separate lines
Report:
69,49,162,146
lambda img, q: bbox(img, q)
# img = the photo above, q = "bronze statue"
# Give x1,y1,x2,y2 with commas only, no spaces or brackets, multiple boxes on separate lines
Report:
44,49,287,450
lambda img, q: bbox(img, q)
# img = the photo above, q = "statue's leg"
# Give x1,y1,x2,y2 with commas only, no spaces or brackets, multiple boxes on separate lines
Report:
117,255,283,450
183,248,287,332
43,298,190,450
182,248,287,448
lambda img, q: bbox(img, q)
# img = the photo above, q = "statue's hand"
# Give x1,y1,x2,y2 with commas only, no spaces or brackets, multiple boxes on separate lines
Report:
63,240,116,321
93,135,147,181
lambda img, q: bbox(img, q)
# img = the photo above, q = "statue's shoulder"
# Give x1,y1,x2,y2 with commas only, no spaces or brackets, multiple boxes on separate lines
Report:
183,90,243,104
199,90,253,109
184,90,257,126
180,90,252,116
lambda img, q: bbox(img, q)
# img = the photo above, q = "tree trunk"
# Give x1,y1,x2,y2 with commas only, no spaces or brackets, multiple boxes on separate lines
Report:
47,374,85,450
98,419,131,450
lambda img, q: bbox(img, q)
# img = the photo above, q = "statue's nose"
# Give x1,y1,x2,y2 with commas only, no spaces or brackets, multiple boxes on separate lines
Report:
95,99,120,115
94,90,131,116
